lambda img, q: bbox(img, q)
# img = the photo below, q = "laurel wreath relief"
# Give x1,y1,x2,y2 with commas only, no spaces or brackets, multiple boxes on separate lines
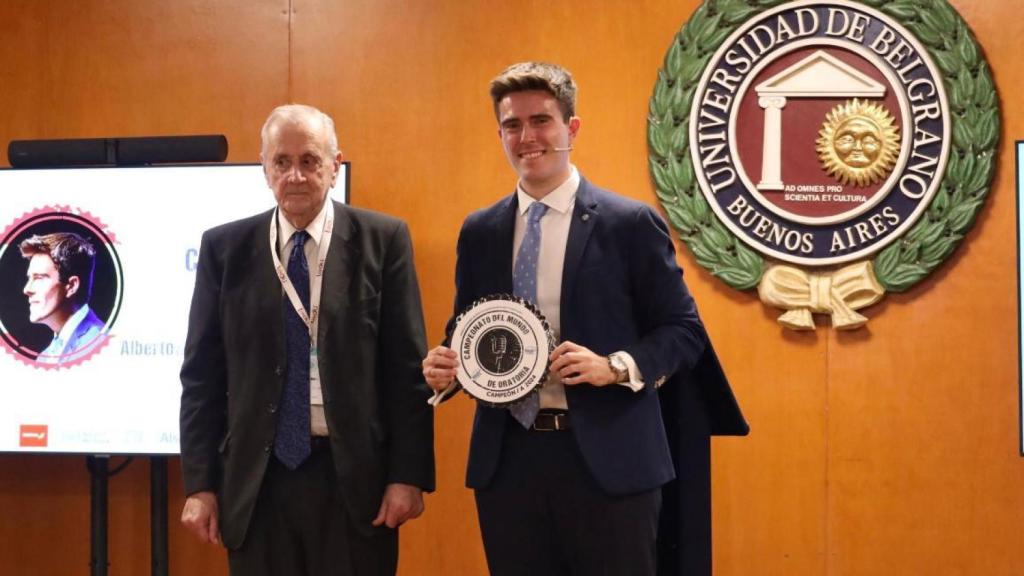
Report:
648,0,999,294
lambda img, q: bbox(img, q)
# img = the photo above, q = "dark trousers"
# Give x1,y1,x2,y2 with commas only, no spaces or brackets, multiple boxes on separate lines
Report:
475,420,661,576
228,446,398,576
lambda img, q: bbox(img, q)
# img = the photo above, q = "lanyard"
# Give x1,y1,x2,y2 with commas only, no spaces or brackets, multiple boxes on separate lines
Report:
269,205,335,347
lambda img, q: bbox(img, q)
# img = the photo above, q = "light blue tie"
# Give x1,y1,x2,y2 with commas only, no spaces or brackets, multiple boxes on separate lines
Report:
510,201,548,428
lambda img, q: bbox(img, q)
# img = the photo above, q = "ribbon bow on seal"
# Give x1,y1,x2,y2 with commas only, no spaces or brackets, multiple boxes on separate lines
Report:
757,261,886,331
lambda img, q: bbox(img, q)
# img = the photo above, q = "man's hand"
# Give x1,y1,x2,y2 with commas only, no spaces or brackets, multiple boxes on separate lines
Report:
422,346,458,392
181,491,221,545
372,483,425,529
550,341,617,386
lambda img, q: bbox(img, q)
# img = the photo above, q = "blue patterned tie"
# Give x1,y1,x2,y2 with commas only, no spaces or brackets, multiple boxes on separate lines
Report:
275,230,312,469
510,201,548,428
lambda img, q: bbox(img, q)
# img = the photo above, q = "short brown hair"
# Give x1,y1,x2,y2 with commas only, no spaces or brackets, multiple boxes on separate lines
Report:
489,61,577,122
20,232,97,306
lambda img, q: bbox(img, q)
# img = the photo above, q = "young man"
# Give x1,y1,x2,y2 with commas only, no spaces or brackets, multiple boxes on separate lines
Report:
20,232,105,365
423,62,746,575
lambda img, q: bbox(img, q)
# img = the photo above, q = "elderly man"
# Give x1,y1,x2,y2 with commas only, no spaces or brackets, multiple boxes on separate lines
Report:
20,232,105,365
180,104,434,575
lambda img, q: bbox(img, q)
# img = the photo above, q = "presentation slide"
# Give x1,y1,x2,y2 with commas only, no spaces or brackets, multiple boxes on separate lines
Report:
0,164,348,454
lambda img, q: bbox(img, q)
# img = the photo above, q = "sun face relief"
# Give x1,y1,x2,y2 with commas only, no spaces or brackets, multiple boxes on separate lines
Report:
817,99,900,187
835,119,880,167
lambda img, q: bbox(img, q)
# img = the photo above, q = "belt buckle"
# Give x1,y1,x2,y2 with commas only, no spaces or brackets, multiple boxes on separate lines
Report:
533,412,567,432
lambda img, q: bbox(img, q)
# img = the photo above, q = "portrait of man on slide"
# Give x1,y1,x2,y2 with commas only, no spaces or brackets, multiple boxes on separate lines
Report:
20,232,105,365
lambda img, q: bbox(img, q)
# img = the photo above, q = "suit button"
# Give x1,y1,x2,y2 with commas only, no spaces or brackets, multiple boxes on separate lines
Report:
268,403,277,414
275,366,284,376
264,442,272,453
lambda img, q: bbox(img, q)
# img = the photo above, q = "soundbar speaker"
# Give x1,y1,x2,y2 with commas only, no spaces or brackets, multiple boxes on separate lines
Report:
7,135,228,168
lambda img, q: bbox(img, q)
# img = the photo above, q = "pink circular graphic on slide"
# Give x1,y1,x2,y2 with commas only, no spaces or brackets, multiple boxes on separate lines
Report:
0,206,123,370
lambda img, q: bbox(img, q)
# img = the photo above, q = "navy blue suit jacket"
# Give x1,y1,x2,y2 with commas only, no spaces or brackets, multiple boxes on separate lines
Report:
450,177,747,496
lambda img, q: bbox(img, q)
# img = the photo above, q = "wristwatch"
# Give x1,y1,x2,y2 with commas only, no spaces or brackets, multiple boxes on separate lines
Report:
607,353,629,384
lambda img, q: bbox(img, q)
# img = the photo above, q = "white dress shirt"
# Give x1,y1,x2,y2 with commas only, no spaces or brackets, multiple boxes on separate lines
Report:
277,199,331,436
38,304,94,364
514,166,644,410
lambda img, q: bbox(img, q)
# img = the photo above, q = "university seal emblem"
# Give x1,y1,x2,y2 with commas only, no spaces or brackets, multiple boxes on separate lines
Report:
649,0,999,330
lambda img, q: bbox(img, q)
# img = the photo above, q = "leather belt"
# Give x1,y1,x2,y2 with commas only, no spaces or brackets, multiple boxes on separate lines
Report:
532,410,570,432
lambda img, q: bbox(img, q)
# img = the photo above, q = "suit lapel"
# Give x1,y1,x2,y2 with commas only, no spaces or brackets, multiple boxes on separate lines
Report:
316,201,356,345
492,194,517,295
253,210,285,365
560,178,598,324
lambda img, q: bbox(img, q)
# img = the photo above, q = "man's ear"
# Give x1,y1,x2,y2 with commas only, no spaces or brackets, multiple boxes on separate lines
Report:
260,154,273,186
568,116,581,139
64,276,81,300
330,151,344,187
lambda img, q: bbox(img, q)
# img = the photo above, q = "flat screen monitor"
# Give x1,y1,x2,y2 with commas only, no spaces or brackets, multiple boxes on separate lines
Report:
0,163,349,454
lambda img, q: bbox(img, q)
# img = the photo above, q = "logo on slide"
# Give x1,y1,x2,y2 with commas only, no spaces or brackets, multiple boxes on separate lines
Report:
19,424,48,447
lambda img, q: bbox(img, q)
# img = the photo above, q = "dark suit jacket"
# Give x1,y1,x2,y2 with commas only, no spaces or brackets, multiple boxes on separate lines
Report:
180,201,435,549
450,177,746,496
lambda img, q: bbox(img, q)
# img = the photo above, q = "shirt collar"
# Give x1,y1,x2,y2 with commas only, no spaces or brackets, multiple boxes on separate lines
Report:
55,304,91,344
516,165,579,216
278,199,331,247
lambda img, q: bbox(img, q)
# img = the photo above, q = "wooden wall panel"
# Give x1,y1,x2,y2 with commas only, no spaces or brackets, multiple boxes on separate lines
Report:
0,1,287,575
826,2,1024,571
1,1,1022,575
0,0,290,160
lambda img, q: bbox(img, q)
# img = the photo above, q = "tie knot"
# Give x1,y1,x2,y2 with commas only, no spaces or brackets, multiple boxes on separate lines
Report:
292,230,310,248
526,202,548,224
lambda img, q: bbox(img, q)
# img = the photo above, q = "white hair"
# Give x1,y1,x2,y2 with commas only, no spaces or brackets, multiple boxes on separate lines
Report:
260,104,339,157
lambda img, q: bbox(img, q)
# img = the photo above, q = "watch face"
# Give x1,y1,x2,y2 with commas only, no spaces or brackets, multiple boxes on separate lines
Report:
609,355,627,380
610,355,626,372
